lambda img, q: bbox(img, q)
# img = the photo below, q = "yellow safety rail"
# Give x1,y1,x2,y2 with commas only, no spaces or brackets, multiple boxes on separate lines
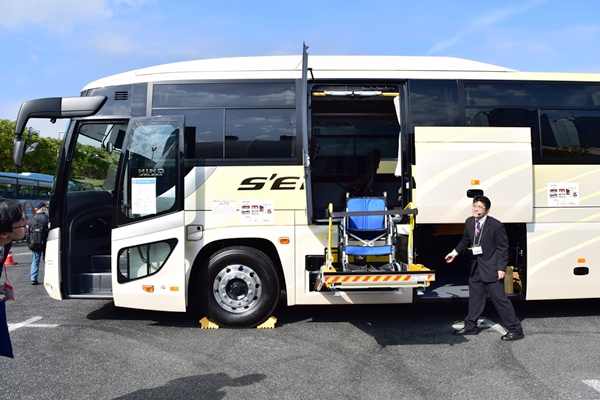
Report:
404,202,415,266
324,203,335,272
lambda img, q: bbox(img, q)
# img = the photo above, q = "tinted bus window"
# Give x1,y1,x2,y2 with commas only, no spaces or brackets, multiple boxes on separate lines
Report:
409,80,459,128
155,108,296,160
465,82,600,162
465,83,600,108
541,110,600,159
18,179,37,199
0,176,17,198
224,109,296,158
466,108,539,129
153,82,296,107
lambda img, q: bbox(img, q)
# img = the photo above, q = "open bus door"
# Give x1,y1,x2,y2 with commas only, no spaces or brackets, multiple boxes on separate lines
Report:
111,116,188,312
11,95,108,300
300,43,314,223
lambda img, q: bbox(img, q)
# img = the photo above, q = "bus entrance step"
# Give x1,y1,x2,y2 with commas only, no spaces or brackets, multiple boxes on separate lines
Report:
80,272,112,293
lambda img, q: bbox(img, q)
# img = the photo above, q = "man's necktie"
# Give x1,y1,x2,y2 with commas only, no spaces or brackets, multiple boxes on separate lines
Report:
475,220,481,243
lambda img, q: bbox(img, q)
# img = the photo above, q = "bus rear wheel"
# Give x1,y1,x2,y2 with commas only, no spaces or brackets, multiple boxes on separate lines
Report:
197,246,280,328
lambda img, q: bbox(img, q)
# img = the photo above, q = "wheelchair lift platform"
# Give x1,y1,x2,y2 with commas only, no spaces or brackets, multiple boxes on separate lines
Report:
316,194,435,293
318,265,434,291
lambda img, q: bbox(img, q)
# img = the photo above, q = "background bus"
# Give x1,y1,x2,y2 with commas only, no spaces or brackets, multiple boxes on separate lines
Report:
12,47,600,328
0,171,53,218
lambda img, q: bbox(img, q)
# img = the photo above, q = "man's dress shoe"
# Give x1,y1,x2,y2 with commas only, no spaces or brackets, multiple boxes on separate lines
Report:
454,328,479,335
501,332,524,341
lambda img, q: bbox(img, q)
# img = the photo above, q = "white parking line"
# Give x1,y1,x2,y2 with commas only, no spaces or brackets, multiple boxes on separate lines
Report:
8,317,58,332
451,317,508,334
7,250,31,257
477,318,508,335
583,379,600,393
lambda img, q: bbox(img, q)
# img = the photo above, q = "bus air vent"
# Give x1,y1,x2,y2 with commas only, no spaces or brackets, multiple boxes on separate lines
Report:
114,91,129,101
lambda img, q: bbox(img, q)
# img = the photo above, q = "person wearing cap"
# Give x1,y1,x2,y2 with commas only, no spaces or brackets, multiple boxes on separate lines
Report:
29,201,49,285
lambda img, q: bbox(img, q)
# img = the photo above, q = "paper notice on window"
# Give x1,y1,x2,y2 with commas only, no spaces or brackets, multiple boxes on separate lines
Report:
548,183,579,206
132,178,156,215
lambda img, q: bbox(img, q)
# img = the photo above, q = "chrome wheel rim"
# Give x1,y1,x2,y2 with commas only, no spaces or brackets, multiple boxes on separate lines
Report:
212,264,262,313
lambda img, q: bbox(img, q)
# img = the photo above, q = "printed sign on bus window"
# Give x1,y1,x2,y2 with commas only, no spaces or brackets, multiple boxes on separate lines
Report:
132,177,157,215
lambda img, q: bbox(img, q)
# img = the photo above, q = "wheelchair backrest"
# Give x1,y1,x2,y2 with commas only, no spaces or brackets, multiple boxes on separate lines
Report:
347,197,386,231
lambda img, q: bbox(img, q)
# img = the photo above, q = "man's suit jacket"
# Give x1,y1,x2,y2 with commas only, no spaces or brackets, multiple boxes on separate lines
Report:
455,215,509,282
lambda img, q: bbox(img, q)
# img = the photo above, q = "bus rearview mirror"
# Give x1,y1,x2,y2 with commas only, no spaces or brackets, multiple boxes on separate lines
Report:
13,140,26,167
25,142,39,154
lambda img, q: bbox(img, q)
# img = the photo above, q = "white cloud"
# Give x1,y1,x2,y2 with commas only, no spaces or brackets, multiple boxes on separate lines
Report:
1,1,112,33
0,0,154,34
456,22,600,74
427,0,549,55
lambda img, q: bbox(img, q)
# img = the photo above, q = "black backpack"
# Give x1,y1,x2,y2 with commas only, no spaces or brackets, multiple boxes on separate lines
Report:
27,214,49,252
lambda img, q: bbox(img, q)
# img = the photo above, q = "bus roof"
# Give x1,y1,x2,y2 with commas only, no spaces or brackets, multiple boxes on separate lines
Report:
82,55,600,91
0,172,53,182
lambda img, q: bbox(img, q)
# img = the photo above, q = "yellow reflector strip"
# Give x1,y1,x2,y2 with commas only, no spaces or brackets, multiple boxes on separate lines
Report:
170,286,179,292
142,285,154,293
324,274,434,283
578,258,586,263
471,180,480,185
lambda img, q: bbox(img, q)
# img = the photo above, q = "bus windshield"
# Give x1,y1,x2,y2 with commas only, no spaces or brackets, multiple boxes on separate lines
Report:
68,122,126,193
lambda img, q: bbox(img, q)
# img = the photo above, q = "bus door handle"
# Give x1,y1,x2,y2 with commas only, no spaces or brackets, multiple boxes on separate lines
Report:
187,225,204,241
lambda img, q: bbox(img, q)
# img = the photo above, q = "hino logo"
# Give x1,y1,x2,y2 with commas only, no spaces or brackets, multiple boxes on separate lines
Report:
138,168,164,177
238,174,304,190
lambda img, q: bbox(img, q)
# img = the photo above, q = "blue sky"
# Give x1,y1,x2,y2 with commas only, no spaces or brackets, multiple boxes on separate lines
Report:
1,0,600,138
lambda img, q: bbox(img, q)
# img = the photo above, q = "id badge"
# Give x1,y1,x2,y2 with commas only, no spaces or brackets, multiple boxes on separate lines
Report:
472,246,483,255
4,282,14,301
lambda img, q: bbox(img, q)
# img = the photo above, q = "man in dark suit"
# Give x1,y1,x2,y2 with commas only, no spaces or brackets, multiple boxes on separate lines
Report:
445,195,524,341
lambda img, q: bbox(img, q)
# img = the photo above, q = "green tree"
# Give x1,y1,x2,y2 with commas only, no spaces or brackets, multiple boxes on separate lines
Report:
0,119,61,174
1,119,113,180
0,119,18,172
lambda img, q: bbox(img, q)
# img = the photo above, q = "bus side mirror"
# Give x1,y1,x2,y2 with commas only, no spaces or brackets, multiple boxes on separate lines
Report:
25,142,39,154
13,140,26,167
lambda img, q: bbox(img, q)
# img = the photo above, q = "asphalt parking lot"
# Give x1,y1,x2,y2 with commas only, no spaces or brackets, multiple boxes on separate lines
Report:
2,242,600,400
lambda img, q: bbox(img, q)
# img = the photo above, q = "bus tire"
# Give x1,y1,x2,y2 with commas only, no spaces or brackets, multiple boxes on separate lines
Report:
198,246,280,328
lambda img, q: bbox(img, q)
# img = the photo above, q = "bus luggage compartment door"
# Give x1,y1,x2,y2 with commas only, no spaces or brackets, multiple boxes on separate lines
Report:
413,126,533,224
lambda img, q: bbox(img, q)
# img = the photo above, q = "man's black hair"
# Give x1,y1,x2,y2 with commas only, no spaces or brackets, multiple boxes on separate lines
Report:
472,195,491,210
0,198,24,233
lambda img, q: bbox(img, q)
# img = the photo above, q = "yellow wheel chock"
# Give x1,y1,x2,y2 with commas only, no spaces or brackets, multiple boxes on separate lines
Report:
256,316,277,329
199,317,219,329
199,315,277,329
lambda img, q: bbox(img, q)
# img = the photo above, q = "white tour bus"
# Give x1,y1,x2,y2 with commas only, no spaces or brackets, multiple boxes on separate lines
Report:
13,46,600,327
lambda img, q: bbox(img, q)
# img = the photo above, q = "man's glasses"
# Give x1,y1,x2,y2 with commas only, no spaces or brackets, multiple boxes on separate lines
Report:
11,216,28,230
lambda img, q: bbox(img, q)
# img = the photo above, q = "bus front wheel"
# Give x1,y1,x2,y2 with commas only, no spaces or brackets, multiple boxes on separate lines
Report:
198,246,280,328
